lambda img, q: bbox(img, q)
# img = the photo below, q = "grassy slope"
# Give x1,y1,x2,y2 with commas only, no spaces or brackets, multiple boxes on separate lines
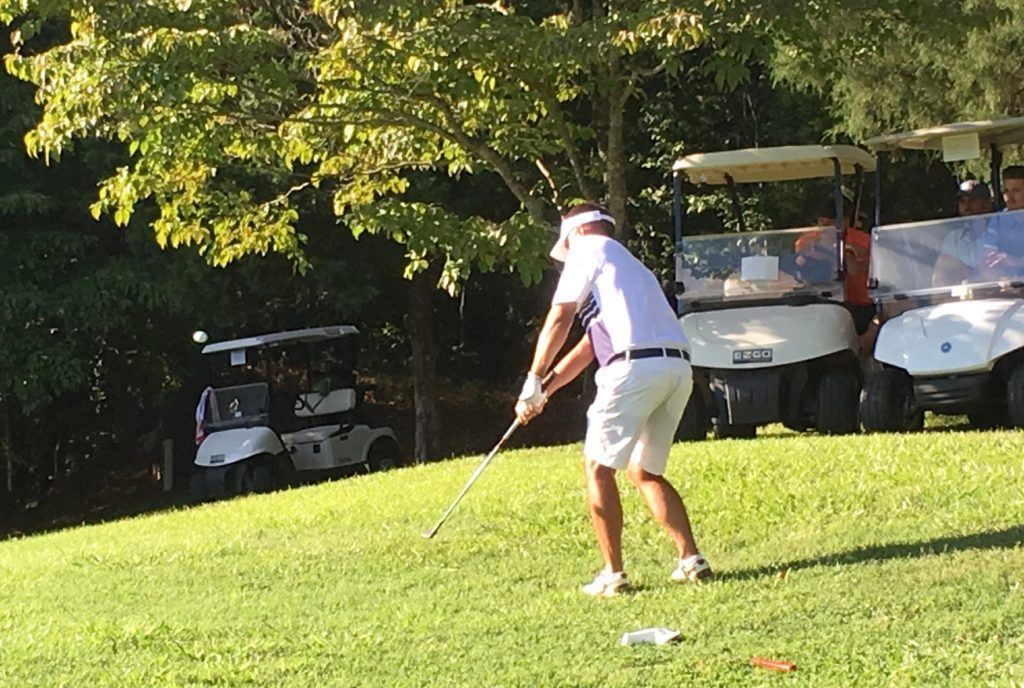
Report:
0,429,1022,687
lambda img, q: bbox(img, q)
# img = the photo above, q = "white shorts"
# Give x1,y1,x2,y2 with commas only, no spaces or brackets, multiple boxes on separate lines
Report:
584,357,693,476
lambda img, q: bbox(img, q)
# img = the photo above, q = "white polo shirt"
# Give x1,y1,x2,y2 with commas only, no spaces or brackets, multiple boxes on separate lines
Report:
552,234,688,362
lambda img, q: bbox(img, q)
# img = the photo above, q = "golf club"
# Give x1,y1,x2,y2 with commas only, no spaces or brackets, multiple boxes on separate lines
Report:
421,418,520,539
422,372,554,539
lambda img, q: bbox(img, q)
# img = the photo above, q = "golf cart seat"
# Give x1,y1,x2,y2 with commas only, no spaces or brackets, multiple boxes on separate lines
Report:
294,389,357,417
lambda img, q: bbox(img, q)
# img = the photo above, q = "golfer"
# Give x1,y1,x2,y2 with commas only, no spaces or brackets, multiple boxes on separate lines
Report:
515,203,712,596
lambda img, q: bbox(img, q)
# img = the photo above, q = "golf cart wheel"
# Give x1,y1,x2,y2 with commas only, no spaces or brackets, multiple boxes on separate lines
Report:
816,370,860,435
860,369,923,433
967,407,1008,430
248,459,277,493
229,455,278,495
1005,363,1024,428
367,438,401,472
189,466,231,502
273,453,298,487
676,392,709,442
188,471,208,503
712,420,756,440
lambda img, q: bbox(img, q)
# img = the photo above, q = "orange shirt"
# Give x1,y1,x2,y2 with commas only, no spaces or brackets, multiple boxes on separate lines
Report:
794,227,872,306
844,228,871,306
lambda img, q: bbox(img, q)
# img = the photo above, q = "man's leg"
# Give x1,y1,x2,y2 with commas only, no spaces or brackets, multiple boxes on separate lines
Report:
625,465,698,559
584,458,624,572
626,361,700,559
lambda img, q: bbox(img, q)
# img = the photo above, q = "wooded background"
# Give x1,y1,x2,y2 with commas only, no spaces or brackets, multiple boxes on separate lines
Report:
1,1,1021,516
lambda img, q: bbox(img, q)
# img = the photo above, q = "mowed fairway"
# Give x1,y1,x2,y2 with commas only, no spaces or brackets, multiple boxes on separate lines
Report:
0,429,1022,687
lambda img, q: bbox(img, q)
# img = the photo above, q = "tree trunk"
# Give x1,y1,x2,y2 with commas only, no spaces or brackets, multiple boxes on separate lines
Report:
408,268,442,462
606,61,631,241
0,396,11,502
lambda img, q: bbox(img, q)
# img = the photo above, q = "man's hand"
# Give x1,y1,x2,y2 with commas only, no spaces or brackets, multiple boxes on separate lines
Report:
981,248,1022,271
845,244,869,274
515,372,547,425
515,398,547,425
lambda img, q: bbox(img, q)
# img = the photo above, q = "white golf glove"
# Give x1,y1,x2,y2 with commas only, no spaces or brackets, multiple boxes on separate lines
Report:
518,372,546,405
515,372,547,424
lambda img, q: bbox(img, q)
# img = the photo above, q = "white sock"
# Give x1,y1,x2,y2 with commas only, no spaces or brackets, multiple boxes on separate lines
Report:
679,553,703,568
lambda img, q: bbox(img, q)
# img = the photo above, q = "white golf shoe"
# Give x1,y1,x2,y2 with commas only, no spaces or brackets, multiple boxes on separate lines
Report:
582,569,631,597
670,553,713,584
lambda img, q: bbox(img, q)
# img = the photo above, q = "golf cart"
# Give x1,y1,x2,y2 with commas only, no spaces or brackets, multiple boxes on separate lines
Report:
671,145,875,438
861,117,1024,431
190,325,401,502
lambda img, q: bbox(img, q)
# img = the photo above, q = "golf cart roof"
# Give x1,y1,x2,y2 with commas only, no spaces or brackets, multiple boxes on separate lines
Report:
673,145,876,185
864,117,1024,152
202,325,359,354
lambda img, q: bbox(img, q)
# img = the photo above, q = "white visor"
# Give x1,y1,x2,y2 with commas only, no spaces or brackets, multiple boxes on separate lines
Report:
550,210,616,262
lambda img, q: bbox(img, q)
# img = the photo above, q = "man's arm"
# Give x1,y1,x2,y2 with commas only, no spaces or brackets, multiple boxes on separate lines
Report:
515,336,594,425
545,337,595,396
932,254,972,286
528,302,576,377
845,244,869,275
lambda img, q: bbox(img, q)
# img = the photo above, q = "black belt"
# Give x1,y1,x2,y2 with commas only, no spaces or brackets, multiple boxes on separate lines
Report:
608,348,690,364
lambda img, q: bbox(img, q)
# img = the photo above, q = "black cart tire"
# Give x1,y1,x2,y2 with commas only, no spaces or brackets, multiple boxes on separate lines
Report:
1005,363,1024,428
367,438,401,472
188,471,207,503
713,420,756,439
249,460,277,493
817,370,861,435
234,454,292,495
274,453,298,487
190,466,232,502
676,391,709,442
967,407,1008,430
860,368,923,433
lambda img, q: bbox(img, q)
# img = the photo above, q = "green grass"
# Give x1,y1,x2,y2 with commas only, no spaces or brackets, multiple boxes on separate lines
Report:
1,428,1023,687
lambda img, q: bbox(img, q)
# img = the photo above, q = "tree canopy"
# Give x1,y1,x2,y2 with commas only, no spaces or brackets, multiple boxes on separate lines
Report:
1,0,736,291
769,1,1022,139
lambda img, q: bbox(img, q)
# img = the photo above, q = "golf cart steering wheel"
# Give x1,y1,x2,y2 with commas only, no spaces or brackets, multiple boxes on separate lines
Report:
294,394,324,415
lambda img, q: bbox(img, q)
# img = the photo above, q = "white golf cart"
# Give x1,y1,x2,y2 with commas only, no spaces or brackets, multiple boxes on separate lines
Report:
861,117,1024,431
190,325,401,502
671,145,875,438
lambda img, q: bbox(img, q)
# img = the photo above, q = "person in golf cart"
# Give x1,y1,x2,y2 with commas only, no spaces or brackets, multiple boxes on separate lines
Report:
957,179,994,217
932,180,996,285
795,196,874,334
981,166,1024,275
933,169,1024,285
1004,165,1024,211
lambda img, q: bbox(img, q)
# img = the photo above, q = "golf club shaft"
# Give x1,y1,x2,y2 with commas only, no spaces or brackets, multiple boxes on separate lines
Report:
422,418,520,539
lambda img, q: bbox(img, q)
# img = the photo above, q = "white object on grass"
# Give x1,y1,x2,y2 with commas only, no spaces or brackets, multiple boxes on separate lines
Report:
620,627,681,646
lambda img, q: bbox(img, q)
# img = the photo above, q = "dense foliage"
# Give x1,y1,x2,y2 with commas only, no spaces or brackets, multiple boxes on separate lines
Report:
0,1,1007,511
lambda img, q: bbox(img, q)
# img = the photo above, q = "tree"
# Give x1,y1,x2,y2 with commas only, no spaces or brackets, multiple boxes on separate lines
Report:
1,0,721,458
0,43,398,502
0,1,716,266
766,2,1015,140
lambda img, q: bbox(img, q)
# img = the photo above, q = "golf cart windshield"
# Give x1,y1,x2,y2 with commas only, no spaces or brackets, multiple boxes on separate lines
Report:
871,209,1024,301
677,226,844,307
203,383,271,433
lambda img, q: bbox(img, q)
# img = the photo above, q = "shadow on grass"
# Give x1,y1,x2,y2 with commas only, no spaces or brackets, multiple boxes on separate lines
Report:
720,523,1024,582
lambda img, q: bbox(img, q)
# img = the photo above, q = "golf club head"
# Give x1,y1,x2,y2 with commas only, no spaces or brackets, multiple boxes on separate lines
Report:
422,527,439,539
